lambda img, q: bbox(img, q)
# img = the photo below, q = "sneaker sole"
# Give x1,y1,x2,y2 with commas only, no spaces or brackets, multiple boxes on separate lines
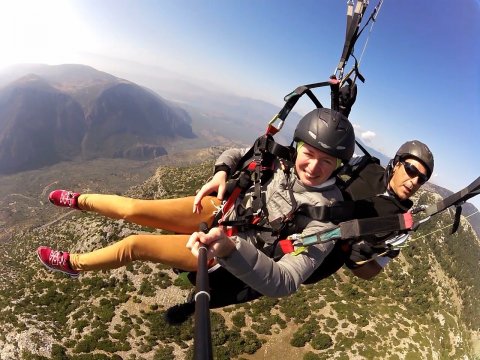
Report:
37,251,80,278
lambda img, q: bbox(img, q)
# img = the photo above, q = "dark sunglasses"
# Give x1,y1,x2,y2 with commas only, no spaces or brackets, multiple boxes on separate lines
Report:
401,161,428,185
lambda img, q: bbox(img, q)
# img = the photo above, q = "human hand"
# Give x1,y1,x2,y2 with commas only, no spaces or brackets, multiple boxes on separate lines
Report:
347,240,375,267
186,227,236,259
350,241,374,261
193,171,227,214
348,240,398,268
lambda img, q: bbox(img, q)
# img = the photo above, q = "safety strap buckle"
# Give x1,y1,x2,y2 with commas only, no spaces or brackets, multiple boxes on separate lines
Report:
267,114,284,135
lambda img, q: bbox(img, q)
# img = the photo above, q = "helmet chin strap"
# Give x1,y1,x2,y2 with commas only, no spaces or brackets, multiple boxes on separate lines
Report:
386,183,396,198
384,160,399,197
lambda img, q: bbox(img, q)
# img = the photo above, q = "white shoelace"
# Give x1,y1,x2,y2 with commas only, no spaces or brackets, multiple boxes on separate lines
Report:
48,250,67,267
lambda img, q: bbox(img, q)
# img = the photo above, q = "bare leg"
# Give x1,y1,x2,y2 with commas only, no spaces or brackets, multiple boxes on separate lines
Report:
78,195,220,233
70,234,199,272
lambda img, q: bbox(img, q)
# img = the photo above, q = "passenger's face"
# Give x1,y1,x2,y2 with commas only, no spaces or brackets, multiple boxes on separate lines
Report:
389,158,428,200
295,143,337,187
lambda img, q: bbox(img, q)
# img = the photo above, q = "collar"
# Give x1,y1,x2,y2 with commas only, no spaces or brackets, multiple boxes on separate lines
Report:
293,177,337,192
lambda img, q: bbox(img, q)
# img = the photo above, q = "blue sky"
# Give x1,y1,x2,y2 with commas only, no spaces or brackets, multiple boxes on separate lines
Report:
1,0,479,209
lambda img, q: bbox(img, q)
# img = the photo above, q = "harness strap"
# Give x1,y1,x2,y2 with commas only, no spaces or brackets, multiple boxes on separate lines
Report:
219,186,243,222
280,213,413,255
339,213,413,238
296,201,356,224
337,0,367,74
217,135,295,236
269,80,334,135
235,135,292,172
330,75,341,111
424,176,480,217
220,220,273,234
219,136,277,220
451,205,462,235
283,175,480,254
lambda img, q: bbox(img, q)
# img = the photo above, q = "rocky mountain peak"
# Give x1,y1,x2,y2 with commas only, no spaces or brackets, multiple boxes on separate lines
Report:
0,64,196,174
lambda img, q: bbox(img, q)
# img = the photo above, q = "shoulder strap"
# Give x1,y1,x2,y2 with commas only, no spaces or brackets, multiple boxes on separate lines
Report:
295,201,356,225
424,176,480,217
217,135,294,229
233,135,293,175
421,176,480,234
337,154,380,192
286,176,480,252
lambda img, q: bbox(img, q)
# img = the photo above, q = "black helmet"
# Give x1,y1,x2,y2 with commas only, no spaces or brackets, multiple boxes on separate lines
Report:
395,140,434,179
293,108,355,161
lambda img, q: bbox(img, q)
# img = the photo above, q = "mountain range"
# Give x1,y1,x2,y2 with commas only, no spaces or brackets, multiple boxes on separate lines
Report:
0,64,195,174
0,64,306,173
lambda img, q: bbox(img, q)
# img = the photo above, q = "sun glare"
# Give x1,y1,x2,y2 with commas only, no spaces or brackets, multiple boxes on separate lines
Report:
0,0,94,69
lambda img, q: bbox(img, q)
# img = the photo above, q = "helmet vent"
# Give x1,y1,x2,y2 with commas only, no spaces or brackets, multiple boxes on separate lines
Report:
308,131,317,140
318,141,331,149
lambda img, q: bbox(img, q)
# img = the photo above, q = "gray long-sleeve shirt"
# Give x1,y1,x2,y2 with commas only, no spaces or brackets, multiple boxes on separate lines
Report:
215,148,342,297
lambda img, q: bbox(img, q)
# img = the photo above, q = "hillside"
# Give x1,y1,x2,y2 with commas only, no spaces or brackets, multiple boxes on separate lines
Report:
0,65,195,174
0,156,479,359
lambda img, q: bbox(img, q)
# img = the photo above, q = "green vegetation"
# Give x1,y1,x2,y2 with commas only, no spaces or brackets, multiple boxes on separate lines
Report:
0,161,478,359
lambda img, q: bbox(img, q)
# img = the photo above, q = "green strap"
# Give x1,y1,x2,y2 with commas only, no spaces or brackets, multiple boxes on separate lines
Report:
291,227,342,256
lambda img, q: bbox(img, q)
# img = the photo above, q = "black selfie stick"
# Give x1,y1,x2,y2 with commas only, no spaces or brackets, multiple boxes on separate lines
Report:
193,223,213,360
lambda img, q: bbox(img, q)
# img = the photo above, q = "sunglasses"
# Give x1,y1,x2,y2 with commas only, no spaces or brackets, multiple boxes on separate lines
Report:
400,161,428,185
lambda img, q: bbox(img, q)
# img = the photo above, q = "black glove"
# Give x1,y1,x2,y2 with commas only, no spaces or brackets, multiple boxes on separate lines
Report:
345,241,374,268
345,240,399,269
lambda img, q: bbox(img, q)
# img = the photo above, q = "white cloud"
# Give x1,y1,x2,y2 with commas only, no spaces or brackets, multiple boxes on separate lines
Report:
360,130,376,143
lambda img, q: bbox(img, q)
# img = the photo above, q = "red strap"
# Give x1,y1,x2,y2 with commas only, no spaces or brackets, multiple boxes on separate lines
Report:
247,161,258,171
224,226,237,237
220,162,255,221
279,239,294,254
266,125,279,136
221,186,242,220
402,212,413,230
251,216,262,225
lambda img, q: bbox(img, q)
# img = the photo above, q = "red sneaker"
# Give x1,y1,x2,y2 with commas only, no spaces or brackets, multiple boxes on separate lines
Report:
37,246,79,277
48,190,80,209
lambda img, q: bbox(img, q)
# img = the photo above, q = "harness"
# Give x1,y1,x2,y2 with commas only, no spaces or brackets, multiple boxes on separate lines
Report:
212,133,480,268
212,134,296,239
186,3,476,356
211,134,383,259
284,175,480,258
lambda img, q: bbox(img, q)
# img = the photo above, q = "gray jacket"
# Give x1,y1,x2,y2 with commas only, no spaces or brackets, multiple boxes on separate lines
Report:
215,148,342,297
